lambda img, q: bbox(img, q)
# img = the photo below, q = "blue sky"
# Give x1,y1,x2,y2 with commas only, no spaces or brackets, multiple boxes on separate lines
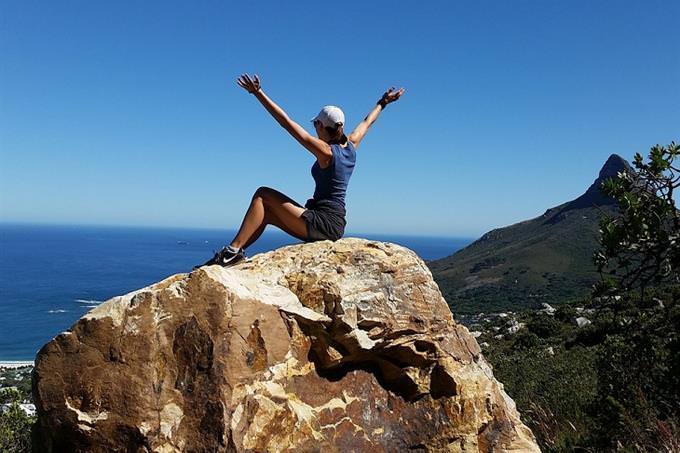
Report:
1,0,678,237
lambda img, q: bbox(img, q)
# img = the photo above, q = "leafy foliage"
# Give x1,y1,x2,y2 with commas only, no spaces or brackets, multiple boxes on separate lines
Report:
482,287,680,452
589,286,680,451
594,142,680,297
0,367,32,402
587,141,680,450
482,302,599,451
0,387,34,453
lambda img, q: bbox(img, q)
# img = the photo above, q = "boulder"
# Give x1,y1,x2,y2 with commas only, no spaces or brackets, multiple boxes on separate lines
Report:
32,238,539,452
539,303,556,316
505,319,525,335
575,317,592,328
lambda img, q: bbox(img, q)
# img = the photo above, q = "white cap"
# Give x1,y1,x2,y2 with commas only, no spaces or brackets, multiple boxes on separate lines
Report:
310,105,345,128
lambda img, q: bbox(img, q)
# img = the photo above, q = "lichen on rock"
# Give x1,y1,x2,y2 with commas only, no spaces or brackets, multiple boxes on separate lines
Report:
32,237,539,452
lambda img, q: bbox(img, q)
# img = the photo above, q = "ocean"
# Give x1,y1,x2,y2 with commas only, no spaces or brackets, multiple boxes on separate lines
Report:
0,223,473,361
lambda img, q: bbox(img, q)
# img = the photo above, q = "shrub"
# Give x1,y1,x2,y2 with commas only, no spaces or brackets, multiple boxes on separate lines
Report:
0,387,34,453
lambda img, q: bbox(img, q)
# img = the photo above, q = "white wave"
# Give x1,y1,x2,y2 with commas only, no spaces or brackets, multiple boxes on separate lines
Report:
47,309,68,314
75,299,103,305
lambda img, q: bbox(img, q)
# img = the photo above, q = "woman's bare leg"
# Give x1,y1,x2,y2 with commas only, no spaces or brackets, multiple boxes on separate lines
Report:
240,222,267,250
230,186,308,250
229,189,267,249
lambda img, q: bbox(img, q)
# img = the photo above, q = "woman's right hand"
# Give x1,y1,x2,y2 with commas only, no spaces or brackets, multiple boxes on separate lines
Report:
237,73,262,94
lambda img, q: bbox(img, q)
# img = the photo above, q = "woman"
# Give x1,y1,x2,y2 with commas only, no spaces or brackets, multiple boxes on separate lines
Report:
196,73,405,269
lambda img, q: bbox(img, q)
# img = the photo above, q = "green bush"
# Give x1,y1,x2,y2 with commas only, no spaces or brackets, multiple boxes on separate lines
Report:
486,337,598,451
590,291,680,451
526,315,561,338
0,388,34,453
594,141,680,297
511,331,542,349
482,286,680,451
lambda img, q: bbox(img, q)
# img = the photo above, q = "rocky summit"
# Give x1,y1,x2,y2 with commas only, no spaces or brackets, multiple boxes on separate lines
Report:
32,238,539,452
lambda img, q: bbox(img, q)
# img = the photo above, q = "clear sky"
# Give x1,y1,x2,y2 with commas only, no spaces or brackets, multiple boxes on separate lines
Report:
1,0,678,237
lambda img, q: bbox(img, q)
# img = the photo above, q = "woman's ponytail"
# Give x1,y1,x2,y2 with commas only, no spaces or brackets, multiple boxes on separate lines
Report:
325,122,348,145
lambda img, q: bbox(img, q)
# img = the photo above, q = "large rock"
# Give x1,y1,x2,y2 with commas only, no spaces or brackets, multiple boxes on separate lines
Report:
32,238,539,452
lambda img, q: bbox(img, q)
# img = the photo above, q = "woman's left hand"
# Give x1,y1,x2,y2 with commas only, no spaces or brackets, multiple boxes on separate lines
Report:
237,73,261,94
381,86,406,104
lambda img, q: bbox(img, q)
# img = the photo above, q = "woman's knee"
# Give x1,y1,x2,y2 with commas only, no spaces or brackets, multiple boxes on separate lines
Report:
253,186,274,202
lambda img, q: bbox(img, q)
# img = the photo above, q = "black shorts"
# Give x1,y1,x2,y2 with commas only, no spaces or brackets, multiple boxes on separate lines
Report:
301,198,347,242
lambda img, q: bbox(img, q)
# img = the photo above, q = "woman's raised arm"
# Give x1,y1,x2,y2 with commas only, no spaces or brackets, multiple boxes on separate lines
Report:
348,86,406,150
236,73,331,162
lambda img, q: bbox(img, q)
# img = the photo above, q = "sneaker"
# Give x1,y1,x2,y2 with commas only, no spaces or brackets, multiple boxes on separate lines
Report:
193,246,246,270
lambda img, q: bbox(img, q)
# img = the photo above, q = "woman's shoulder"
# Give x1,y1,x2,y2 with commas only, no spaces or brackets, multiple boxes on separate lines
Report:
333,139,355,151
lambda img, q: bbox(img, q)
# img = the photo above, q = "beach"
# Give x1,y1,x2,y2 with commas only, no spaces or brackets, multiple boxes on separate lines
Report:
0,361,34,369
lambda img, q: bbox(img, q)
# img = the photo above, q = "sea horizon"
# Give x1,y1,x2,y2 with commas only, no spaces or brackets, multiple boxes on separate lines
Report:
0,222,475,361
0,220,477,241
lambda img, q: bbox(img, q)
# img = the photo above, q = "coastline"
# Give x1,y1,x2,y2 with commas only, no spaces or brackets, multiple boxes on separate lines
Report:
0,360,34,369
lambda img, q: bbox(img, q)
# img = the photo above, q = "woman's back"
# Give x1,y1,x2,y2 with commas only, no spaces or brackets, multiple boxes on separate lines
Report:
312,140,356,206
309,140,356,207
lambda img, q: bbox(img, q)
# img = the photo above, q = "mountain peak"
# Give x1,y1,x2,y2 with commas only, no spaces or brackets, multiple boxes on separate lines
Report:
555,154,632,213
597,154,631,184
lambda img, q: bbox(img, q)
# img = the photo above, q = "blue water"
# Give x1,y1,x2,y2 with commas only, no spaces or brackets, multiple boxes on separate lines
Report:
0,223,472,360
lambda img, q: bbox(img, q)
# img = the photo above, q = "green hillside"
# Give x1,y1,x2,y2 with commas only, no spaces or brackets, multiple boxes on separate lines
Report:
428,154,630,314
